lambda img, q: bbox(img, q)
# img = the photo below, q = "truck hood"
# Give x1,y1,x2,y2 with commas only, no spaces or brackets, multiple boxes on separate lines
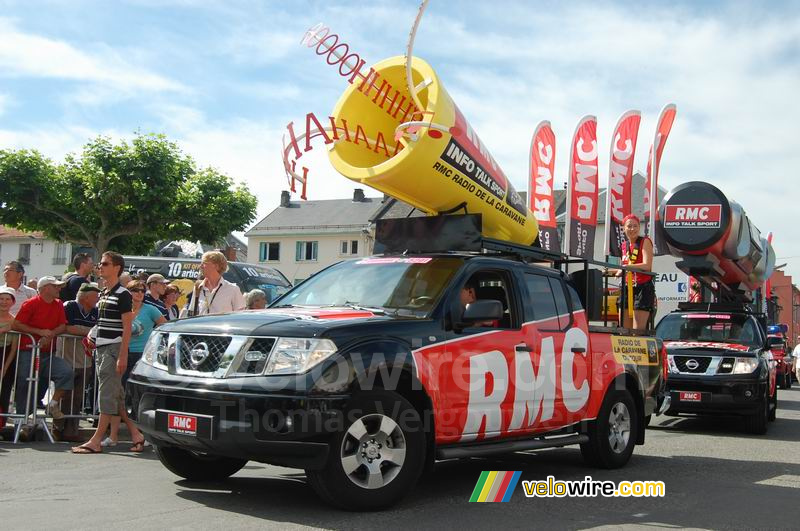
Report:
664,340,753,353
157,306,389,337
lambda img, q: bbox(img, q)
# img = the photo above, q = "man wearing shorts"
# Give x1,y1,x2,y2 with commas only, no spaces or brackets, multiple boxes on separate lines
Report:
72,252,146,454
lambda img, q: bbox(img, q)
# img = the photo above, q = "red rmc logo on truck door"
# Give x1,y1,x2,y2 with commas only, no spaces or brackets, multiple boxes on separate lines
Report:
412,313,610,444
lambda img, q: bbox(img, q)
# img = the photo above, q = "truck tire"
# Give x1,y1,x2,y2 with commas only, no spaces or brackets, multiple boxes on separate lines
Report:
154,445,247,481
768,388,777,422
580,389,638,469
306,391,426,510
744,390,769,434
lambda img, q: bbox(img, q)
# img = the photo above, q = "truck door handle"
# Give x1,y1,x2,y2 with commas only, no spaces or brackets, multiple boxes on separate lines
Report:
571,346,586,353
515,344,533,352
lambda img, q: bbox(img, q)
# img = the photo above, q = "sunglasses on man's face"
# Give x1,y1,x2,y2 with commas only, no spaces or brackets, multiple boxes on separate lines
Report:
129,288,145,293
98,262,112,267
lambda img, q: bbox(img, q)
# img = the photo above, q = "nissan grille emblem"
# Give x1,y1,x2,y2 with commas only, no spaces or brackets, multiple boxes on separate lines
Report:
189,342,210,367
685,359,700,371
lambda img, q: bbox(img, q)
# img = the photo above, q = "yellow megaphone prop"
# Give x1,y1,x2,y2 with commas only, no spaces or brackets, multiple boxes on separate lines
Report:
327,55,539,246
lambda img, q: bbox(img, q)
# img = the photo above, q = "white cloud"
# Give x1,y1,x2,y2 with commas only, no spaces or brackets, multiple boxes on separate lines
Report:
0,124,119,160
0,17,186,95
0,92,10,116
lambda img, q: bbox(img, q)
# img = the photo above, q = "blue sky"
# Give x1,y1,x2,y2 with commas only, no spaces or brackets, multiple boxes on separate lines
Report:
1,0,799,277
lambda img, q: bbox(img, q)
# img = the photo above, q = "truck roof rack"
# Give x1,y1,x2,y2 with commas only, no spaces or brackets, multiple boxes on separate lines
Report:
677,301,760,314
373,214,563,261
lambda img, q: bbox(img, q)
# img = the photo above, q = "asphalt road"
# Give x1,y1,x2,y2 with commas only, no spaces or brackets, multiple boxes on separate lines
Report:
3,386,800,530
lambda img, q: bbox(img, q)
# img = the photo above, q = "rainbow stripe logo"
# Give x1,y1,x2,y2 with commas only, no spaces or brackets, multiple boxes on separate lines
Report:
469,471,522,502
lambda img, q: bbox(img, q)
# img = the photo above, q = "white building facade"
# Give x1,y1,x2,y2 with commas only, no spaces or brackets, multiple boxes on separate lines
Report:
0,226,73,282
245,190,381,285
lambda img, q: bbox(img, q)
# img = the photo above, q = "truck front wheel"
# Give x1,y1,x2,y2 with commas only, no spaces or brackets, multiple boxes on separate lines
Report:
306,391,426,510
154,445,247,481
581,389,638,469
744,388,769,434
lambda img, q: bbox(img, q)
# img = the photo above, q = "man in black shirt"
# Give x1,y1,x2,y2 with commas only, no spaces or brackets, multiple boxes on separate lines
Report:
72,252,145,454
60,253,94,302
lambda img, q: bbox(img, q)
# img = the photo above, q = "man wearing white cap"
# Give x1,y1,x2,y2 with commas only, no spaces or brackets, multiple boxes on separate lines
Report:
2,260,37,315
144,274,169,319
12,276,72,421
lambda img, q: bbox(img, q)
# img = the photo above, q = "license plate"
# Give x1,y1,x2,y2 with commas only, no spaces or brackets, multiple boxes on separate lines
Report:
168,413,197,435
155,410,214,439
679,391,703,402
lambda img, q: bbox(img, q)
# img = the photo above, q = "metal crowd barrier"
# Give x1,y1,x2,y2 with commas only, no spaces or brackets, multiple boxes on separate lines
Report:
0,331,44,443
38,333,99,444
1,333,99,444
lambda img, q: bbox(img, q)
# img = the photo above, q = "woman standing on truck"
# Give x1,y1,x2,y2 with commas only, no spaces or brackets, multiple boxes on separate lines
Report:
610,214,655,330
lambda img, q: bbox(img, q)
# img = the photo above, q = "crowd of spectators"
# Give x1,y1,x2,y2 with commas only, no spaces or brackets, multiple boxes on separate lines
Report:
0,249,250,450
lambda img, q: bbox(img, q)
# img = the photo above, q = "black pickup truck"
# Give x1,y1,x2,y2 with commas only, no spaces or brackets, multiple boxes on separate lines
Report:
128,217,665,509
655,303,778,434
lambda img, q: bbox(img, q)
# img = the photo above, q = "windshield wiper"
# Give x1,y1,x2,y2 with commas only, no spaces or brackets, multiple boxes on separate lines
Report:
341,302,390,315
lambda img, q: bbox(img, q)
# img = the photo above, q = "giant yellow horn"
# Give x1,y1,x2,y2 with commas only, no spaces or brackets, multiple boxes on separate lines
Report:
328,55,539,246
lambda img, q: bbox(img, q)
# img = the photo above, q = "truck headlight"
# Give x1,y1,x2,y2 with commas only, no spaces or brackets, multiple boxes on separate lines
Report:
264,338,337,375
142,332,168,369
732,358,759,374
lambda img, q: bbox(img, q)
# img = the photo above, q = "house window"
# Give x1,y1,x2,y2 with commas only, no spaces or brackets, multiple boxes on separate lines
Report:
18,243,31,265
259,242,280,262
341,240,359,255
53,243,68,265
295,241,318,261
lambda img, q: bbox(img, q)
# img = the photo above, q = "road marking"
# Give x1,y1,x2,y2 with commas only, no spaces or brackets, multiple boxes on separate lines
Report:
755,475,800,489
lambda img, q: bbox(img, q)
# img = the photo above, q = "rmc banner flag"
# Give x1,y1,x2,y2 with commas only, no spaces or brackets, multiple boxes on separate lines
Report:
643,103,677,255
565,115,599,259
529,121,560,251
604,110,641,257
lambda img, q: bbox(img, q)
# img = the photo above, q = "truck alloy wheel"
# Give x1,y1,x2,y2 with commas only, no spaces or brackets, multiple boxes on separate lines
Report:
581,389,638,468
607,402,632,454
340,413,407,489
306,391,426,510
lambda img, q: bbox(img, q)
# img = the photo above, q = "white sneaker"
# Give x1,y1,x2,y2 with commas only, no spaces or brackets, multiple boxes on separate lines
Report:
45,400,64,420
100,437,117,447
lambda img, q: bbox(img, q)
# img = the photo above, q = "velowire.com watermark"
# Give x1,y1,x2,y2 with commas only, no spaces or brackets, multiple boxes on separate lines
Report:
469,472,665,502
523,475,665,498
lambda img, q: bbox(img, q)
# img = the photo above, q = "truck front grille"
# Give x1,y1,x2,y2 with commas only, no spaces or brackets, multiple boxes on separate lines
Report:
674,356,712,373
178,335,233,373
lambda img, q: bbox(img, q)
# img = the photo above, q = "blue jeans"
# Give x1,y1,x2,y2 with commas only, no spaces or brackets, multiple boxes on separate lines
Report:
14,350,74,416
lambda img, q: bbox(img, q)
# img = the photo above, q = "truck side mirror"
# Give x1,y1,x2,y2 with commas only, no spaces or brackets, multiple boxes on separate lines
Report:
462,300,503,324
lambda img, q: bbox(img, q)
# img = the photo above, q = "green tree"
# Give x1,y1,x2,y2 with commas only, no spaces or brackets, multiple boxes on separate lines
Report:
0,134,258,255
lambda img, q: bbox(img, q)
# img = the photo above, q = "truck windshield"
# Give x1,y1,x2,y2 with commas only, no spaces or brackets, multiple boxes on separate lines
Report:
273,257,463,316
656,313,762,348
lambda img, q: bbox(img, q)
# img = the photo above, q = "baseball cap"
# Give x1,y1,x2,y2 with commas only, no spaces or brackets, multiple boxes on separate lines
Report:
146,273,169,285
37,276,66,290
0,286,16,301
78,282,101,294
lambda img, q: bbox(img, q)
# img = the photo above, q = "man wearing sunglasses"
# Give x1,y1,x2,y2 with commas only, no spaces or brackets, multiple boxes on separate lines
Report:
72,252,145,454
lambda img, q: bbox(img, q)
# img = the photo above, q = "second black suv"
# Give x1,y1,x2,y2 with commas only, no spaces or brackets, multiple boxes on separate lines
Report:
655,304,778,434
